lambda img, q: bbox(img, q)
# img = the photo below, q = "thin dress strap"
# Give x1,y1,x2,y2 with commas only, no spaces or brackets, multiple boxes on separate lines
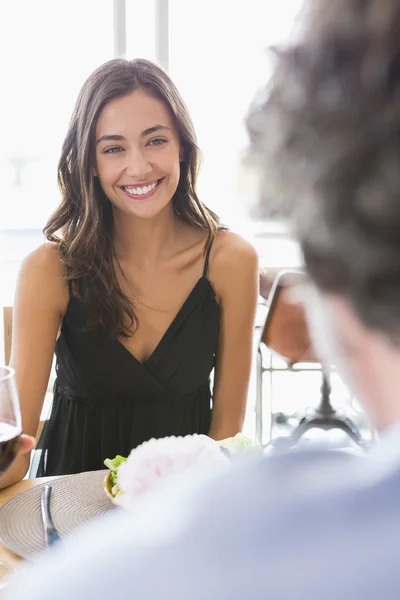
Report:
202,236,215,278
67,276,74,298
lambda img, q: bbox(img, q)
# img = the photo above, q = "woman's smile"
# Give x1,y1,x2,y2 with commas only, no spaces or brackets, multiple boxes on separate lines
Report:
118,177,164,201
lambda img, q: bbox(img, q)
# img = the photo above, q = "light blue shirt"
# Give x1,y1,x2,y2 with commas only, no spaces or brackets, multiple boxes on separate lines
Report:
7,428,400,599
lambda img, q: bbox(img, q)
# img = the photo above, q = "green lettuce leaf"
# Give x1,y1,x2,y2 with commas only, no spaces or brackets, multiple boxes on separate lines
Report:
104,455,127,498
217,433,261,456
104,455,127,470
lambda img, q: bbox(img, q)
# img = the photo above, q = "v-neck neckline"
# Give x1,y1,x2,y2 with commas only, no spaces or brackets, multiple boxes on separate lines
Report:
112,276,216,368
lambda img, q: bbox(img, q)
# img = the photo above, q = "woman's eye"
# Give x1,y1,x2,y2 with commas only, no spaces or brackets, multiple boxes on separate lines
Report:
148,138,167,147
103,146,123,154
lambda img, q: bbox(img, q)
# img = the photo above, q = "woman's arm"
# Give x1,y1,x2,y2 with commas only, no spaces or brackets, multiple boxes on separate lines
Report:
208,233,259,440
18,435,36,455
0,244,68,488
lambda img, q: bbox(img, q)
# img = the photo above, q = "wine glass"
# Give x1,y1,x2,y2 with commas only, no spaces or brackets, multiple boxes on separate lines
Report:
0,366,22,476
0,366,22,588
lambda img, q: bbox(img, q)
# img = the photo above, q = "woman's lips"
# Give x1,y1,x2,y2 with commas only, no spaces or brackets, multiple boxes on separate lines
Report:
120,178,163,200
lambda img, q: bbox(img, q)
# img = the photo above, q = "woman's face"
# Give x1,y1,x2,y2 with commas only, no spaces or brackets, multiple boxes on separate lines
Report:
94,88,182,221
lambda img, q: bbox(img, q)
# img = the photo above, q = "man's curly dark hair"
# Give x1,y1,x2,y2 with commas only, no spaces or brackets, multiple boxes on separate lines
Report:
247,0,400,342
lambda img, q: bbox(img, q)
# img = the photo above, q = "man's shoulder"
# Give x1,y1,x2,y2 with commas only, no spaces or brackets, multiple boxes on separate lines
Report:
190,444,400,554
198,447,366,521
211,446,365,497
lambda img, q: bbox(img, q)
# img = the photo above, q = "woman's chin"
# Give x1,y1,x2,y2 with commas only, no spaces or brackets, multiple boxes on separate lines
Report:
113,199,173,221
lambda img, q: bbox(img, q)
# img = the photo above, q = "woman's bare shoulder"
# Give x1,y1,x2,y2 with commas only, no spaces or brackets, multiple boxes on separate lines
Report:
207,231,259,303
22,241,63,270
211,230,258,271
17,242,69,312
171,225,259,290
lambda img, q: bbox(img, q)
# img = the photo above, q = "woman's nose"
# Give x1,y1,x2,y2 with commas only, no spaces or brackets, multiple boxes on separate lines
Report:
125,148,152,180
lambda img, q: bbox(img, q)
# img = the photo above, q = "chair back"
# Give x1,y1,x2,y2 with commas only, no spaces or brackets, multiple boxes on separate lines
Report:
261,270,319,365
2,307,12,365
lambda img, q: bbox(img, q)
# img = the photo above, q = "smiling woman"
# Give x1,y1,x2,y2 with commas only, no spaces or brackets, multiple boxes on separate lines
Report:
4,58,259,486
94,90,182,223
97,123,169,201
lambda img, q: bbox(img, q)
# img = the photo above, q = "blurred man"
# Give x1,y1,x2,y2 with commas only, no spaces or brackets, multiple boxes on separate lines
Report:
8,0,400,597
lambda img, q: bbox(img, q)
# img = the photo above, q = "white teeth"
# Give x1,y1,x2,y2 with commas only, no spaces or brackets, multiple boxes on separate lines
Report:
124,181,158,196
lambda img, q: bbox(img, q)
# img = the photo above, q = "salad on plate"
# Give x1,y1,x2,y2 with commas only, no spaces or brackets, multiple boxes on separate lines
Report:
104,433,261,506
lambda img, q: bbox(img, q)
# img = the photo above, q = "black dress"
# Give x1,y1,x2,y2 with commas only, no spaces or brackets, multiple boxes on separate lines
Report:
36,240,219,476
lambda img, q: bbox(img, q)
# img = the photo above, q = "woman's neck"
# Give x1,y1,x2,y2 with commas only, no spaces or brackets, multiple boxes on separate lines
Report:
112,204,183,270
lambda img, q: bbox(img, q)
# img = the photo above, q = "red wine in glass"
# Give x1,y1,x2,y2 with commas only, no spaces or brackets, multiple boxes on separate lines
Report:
0,366,22,476
0,423,21,475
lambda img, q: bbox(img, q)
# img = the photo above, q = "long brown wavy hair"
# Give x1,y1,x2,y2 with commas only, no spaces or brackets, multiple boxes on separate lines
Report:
44,58,221,338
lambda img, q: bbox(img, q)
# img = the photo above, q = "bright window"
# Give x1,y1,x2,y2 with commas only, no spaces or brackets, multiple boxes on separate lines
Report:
169,0,303,231
0,1,303,307
0,0,114,305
